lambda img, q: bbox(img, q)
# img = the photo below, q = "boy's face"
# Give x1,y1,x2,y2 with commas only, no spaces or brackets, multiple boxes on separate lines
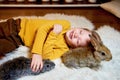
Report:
65,28,91,48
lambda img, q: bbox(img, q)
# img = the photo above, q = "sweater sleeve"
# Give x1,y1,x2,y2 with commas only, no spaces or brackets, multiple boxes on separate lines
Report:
31,23,53,54
31,20,70,55
42,31,69,60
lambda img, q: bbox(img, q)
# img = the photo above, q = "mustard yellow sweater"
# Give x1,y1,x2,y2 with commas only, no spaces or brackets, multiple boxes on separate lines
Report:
19,18,70,60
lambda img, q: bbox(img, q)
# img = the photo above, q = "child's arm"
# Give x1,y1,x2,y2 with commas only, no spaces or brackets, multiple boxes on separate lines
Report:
42,24,69,60
31,20,70,55
30,23,54,72
31,20,70,72
31,24,62,72
30,24,62,72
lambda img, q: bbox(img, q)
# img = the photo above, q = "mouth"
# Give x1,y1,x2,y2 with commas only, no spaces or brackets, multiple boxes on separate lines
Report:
106,57,112,61
69,30,74,39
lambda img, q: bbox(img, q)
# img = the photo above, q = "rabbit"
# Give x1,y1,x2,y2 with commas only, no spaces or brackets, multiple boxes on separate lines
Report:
0,56,55,80
61,31,112,70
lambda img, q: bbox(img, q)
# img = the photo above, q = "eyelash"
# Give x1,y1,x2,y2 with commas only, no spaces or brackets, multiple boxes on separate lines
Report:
80,31,82,34
77,39,80,44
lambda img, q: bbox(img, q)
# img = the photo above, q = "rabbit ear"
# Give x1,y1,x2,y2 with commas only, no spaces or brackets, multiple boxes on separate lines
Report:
89,33,112,61
89,34,100,50
92,31,103,44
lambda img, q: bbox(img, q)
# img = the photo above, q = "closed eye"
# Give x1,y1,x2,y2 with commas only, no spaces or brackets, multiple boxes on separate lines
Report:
80,30,84,35
80,30,82,34
77,40,79,44
77,39,80,46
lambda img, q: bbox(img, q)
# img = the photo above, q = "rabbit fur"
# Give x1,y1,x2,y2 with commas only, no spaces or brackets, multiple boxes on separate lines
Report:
0,56,55,80
61,31,112,70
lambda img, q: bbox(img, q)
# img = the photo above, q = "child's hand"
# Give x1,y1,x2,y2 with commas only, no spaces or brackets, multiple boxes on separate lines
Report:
31,54,43,72
53,24,63,34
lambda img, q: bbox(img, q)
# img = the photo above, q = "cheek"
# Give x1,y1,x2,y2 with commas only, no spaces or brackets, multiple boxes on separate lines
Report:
80,40,88,46
66,31,71,40
71,39,77,46
65,35,73,46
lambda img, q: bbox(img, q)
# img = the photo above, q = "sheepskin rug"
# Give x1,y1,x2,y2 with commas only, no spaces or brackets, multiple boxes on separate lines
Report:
0,13,120,80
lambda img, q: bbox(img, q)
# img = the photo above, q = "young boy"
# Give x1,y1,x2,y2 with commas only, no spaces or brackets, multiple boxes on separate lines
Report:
0,18,91,72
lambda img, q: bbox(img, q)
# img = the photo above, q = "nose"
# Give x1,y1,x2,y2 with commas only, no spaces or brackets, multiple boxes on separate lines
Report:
74,32,78,38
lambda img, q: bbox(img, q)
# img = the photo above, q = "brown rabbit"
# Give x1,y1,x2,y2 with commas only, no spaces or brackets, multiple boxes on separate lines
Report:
61,31,112,70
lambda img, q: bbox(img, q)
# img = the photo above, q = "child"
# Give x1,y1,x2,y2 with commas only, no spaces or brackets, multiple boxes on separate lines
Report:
0,18,91,72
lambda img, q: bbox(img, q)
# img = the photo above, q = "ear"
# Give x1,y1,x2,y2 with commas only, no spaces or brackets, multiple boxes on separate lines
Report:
92,31,103,44
89,35,100,50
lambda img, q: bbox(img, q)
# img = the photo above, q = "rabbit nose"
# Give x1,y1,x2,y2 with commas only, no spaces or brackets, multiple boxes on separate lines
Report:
106,55,112,61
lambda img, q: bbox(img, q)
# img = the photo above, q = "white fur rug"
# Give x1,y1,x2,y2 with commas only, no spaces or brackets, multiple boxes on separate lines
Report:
0,14,120,80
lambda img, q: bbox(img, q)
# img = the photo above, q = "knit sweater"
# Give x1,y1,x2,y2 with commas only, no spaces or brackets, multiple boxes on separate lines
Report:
19,18,70,60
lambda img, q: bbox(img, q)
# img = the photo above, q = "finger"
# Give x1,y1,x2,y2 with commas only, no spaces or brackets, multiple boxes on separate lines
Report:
30,60,34,70
34,62,42,72
40,61,43,70
31,64,36,72
33,64,40,72
31,60,37,72
34,64,40,72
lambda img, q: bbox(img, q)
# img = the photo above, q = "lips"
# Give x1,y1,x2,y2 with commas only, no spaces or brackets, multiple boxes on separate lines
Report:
69,30,74,39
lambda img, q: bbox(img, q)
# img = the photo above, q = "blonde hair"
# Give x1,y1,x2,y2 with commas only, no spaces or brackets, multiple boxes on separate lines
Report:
82,28,92,46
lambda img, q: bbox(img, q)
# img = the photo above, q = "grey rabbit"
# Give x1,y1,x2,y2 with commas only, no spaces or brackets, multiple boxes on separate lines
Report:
0,56,55,80
61,31,112,70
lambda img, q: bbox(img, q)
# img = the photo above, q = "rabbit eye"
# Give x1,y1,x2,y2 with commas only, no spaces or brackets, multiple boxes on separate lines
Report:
101,52,105,56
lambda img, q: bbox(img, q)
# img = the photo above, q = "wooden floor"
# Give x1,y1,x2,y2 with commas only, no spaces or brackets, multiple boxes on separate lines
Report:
0,7,120,31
